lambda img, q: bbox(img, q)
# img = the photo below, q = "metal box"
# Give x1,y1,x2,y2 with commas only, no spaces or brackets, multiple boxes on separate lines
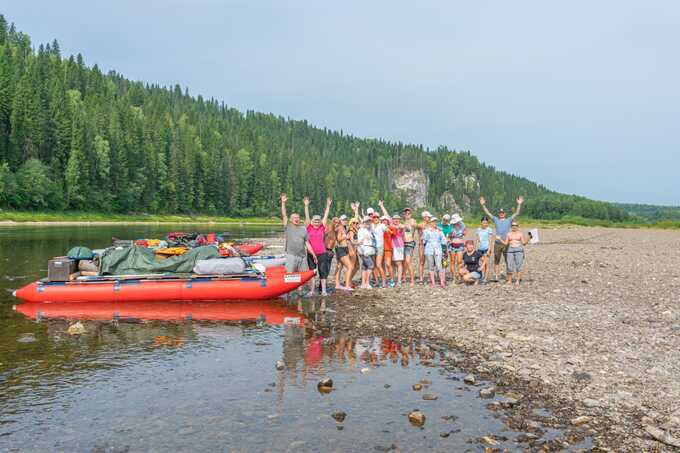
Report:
48,257,77,282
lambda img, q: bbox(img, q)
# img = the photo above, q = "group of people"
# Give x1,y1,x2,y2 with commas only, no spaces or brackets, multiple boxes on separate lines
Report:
280,194,530,296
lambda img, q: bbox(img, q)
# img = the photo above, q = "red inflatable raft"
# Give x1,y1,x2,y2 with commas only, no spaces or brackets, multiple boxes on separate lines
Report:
13,269,314,303
14,300,305,325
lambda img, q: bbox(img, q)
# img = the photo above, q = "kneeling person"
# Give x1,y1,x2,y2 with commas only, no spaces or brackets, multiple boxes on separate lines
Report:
460,240,486,285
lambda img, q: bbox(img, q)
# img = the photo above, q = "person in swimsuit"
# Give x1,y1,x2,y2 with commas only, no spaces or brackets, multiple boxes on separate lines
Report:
334,214,354,291
370,204,389,288
417,211,432,283
380,213,395,285
447,214,466,283
402,207,417,287
389,214,406,286
304,196,332,296
500,220,529,287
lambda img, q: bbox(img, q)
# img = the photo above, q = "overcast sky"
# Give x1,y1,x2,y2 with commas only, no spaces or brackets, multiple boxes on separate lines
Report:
4,1,679,205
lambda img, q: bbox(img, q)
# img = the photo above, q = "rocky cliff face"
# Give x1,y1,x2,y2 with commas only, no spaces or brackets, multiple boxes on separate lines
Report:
394,170,429,208
393,169,480,213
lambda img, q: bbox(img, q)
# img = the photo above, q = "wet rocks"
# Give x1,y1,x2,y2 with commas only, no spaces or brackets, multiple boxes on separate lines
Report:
422,394,438,401
412,383,423,391
67,321,86,335
332,411,346,422
463,374,475,385
360,367,370,374
408,410,426,426
275,360,285,370
644,425,680,448
479,387,496,398
317,378,334,393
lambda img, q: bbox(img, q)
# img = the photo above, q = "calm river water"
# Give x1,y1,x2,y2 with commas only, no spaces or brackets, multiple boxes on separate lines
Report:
1,225,582,452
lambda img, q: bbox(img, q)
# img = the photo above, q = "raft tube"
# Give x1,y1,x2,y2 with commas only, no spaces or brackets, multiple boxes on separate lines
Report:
14,300,304,325
13,269,314,303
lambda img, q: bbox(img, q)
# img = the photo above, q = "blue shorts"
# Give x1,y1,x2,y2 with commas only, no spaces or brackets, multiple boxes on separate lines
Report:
449,244,464,253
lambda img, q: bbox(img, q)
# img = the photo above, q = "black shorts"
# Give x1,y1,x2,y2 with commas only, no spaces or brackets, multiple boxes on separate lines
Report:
336,246,349,260
308,252,331,279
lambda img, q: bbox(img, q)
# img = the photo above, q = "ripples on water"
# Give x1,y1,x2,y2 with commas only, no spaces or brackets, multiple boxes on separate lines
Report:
0,225,587,452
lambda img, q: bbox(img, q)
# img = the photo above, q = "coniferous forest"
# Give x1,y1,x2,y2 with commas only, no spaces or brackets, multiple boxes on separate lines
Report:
0,15,631,221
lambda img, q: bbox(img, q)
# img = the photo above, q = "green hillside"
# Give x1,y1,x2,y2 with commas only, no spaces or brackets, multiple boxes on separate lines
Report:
0,15,629,221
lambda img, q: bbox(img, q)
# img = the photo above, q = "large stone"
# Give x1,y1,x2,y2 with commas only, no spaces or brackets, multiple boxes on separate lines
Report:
67,321,86,335
332,411,347,422
422,394,438,401
275,360,285,370
479,387,496,398
582,398,601,408
571,416,591,426
463,374,476,385
408,410,426,427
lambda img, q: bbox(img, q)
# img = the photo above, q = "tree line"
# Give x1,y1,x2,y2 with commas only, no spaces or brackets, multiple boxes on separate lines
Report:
0,15,630,222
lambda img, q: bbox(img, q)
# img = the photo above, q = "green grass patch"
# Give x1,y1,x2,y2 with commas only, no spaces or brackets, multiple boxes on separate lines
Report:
522,216,680,229
0,210,280,225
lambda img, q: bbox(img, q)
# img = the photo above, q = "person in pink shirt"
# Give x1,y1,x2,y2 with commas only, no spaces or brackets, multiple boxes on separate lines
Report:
389,214,406,286
304,197,332,296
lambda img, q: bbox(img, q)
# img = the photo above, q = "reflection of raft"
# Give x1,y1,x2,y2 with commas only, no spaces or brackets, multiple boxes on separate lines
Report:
13,268,314,303
14,300,304,325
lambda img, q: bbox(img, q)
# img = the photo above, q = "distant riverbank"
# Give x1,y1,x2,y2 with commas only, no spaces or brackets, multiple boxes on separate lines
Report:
0,211,280,226
0,211,678,229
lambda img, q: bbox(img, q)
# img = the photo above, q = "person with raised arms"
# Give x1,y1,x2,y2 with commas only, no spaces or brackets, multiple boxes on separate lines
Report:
280,193,317,296
479,196,524,281
370,206,389,288
304,196,332,296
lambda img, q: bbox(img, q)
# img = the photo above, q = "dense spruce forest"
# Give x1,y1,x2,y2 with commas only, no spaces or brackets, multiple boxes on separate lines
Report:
0,15,630,221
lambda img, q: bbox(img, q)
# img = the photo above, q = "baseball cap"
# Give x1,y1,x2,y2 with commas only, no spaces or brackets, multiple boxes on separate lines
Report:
339,214,348,220
366,207,375,215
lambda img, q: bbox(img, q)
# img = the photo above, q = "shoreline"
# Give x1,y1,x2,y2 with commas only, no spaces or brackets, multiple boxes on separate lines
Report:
0,220,280,227
276,226,680,452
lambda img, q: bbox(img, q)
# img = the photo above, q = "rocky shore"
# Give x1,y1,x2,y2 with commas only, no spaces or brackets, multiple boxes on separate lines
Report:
266,226,680,451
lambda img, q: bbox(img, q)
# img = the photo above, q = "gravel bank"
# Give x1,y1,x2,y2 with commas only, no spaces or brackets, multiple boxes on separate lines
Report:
264,227,680,451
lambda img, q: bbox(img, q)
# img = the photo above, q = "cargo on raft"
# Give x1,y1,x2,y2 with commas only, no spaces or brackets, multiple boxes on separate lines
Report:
12,232,306,303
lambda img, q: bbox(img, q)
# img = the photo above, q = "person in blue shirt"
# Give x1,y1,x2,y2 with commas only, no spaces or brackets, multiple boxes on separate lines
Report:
475,216,495,283
480,196,524,281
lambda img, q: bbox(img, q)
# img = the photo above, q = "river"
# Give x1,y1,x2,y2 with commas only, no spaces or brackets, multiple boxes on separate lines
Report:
0,225,584,452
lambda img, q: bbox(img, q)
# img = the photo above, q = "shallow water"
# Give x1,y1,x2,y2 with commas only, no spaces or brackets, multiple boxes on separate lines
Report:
0,226,586,452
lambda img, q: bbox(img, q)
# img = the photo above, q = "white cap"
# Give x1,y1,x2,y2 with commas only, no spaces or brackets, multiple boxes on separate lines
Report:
366,207,375,215
450,213,463,224
421,211,431,218
442,214,451,220
339,214,348,220
429,216,438,222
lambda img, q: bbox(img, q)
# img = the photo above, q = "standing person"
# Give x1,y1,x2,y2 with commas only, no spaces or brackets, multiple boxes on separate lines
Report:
370,207,389,288
421,217,447,287
459,240,486,285
347,202,362,284
356,216,377,289
381,216,395,285
402,208,417,287
500,220,529,287
378,201,404,287
447,214,466,282
417,211,432,283
304,197,332,296
280,194,317,296
479,196,524,281
475,216,495,283
439,214,453,269
390,214,406,286
333,214,354,291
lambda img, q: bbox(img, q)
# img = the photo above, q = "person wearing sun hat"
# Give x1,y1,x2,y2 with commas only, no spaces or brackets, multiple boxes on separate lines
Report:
421,216,447,287
357,215,377,289
447,213,466,283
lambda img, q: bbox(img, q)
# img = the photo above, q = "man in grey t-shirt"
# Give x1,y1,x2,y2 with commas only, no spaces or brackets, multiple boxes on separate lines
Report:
480,196,524,281
281,194,317,294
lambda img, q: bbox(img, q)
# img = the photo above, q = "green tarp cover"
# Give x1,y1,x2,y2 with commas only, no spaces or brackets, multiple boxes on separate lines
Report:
99,245,221,275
